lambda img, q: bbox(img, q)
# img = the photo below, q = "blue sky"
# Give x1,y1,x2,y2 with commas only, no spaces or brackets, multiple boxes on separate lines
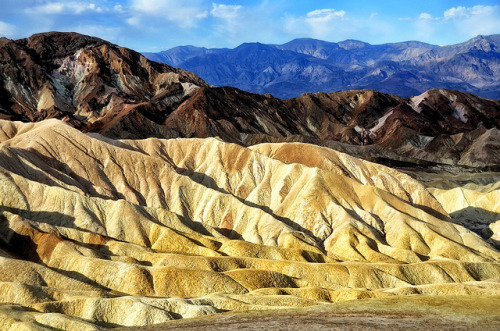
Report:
0,1,499,51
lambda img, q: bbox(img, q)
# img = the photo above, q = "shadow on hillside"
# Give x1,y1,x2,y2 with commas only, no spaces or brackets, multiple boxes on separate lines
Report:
213,226,243,240
0,208,79,261
0,206,78,230
176,167,325,251
450,206,500,224
0,147,129,201
450,207,499,242
50,267,114,292
414,203,450,221
85,243,154,266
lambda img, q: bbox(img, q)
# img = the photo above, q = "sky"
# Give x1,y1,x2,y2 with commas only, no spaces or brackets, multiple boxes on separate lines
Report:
0,1,499,51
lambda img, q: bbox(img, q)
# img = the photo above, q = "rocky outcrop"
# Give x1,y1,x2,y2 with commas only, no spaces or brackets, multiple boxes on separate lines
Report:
0,32,207,131
162,87,500,166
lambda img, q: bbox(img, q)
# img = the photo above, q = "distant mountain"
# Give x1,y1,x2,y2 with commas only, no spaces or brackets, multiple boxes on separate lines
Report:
144,35,500,100
143,45,228,67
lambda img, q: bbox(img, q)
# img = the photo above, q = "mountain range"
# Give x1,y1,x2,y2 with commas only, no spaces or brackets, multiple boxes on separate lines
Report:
0,32,499,329
144,35,500,100
1,33,499,168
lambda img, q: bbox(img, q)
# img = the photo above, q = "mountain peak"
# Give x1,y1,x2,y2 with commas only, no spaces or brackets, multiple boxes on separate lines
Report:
238,42,266,47
25,31,107,43
16,31,112,60
281,38,334,45
338,39,370,50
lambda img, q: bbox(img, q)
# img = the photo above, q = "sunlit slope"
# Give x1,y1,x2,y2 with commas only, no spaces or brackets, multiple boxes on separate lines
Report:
0,119,499,329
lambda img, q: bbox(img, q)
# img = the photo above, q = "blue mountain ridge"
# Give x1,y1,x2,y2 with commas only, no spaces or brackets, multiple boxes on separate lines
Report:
143,35,500,100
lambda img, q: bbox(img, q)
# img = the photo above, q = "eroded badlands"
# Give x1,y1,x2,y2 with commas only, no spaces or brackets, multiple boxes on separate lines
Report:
0,119,499,330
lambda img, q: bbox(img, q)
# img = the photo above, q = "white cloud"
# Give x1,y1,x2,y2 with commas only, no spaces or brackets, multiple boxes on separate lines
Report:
306,9,346,21
412,12,438,39
211,3,242,19
443,6,467,19
442,5,496,20
128,0,209,28
445,5,500,38
443,6,498,21
113,4,125,14
419,13,433,20
0,21,15,38
398,5,499,43
285,8,349,40
25,2,104,15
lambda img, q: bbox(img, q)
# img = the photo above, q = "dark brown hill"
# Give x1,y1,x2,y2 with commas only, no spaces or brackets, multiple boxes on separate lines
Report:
0,32,207,125
1,32,499,166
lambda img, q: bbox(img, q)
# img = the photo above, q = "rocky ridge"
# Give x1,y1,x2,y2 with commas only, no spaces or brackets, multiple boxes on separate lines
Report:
0,32,206,125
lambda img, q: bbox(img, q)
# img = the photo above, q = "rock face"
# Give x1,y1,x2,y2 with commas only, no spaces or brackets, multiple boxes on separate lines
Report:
0,32,499,329
144,35,500,99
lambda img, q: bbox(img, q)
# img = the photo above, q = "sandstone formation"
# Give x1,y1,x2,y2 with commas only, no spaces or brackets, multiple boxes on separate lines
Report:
0,119,499,329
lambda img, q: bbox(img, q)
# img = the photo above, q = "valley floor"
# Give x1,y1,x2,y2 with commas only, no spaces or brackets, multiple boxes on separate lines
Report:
121,295,500,330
